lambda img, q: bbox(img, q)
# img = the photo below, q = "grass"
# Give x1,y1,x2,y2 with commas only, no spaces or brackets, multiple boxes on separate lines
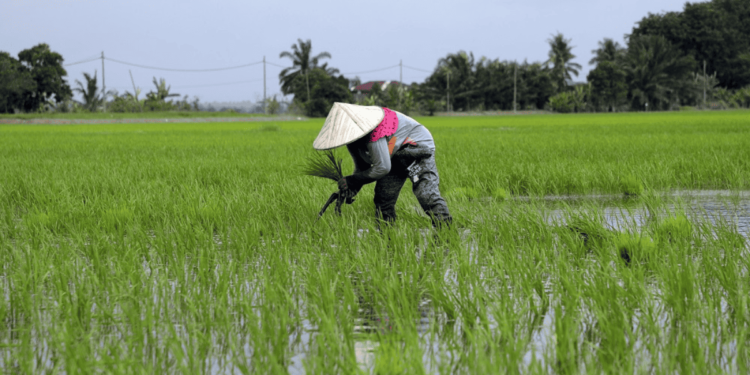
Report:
1,110,749,373
0,110,288,120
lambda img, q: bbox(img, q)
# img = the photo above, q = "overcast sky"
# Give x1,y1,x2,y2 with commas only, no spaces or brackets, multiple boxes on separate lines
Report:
2,0,697,103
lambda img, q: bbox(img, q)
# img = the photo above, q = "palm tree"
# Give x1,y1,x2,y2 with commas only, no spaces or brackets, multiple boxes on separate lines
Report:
424,51,477,111
623,35,695,110
74,71,103,111
546,33,582,92
590,38,625,65
279,39,333,104
147,77,180,101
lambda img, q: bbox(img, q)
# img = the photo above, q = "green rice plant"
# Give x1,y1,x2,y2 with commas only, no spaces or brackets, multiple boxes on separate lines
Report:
565,211,614,253
302,150,343,182
492,187,510,201
101,206,133,232
654,214,693,244
620,174,644,197
1,111,750,373
446,187,479,201
615,232,657,265
258,123,280,131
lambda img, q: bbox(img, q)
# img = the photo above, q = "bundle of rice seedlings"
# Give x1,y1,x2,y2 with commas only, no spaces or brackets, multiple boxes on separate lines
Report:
302,150,351,218
303,150,343,182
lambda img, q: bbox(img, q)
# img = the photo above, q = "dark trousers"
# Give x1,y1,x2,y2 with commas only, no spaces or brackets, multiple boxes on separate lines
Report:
374,155,452,227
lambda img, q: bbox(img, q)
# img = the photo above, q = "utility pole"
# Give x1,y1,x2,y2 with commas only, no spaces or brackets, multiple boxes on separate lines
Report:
399,59,402,108
263,56,267,114
399,59,402,85
101,51,106,110
703,60,706,108
446,70,450,112
513,62,517,113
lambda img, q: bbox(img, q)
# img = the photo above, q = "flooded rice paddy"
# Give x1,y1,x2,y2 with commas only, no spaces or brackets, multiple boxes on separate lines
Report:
2,190,748,374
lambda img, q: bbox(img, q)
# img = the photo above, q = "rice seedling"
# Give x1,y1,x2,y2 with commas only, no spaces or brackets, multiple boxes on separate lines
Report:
1,110,749,373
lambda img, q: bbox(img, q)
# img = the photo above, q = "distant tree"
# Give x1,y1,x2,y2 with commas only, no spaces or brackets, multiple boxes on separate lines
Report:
348,76,362,90
590,38,625,65
147,77,180,101
587,61,627,111
16,43,72,111
623,35,696,110
0,52,37,113
516,62,555,110
422,51,477,111
279,39,334,106
305,68,352,117
631,0,750,89
265,95,280,115
546,33,582,92
73,71,103,111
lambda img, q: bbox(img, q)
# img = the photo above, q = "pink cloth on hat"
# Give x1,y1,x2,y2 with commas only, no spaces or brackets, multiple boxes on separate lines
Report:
369,107,398,142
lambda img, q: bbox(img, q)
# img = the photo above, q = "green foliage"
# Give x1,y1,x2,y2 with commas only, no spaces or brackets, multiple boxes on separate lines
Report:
279,39,346,117
0,52,37,113
548,86,588,113
588,61,627,111
73,71,104,112
421,52,554,112
16,43,72,111
265,95,280,115
0,44,71,113
305,69,352,117
546,33,582,92
623,35,697,110
548,92,575,113
631,0,750,89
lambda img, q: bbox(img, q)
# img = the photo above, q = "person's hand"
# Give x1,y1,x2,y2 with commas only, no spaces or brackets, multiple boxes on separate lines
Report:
338,177,349,192
339,176,361,203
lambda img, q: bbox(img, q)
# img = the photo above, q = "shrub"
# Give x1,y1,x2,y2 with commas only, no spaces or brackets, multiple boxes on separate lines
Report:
548,92,575,113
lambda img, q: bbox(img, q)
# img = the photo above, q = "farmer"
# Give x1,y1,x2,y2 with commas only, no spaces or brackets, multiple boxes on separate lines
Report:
313,103,452,228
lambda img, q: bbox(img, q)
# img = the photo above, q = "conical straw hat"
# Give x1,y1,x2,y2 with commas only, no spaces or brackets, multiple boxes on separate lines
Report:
313,103,385,150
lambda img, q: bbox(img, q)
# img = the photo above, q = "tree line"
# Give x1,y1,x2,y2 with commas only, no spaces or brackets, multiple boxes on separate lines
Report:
280,0,750,116
0,45,198,114
2,0,748,115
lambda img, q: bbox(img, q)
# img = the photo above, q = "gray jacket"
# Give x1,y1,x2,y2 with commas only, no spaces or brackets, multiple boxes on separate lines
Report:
346,112,434,183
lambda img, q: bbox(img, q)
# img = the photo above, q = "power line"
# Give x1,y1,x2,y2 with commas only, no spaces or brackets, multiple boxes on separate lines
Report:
172,79,264,89
342,65,399,75
265,61,287,68
403,65,432,73
104,57,264,72
63,57,100,66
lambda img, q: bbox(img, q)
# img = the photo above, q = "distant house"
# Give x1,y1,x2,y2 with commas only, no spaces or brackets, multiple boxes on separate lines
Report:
351,80,409,101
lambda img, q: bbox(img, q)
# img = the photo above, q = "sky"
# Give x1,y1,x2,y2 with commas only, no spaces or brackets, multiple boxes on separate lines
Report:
2,0,697,104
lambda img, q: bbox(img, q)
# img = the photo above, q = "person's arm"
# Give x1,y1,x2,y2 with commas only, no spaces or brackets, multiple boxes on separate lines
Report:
350,137,391,183
346,143,370,174
340,137,392,194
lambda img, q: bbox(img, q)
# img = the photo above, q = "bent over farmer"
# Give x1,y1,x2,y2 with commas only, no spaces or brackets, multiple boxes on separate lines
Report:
312,103,452,227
